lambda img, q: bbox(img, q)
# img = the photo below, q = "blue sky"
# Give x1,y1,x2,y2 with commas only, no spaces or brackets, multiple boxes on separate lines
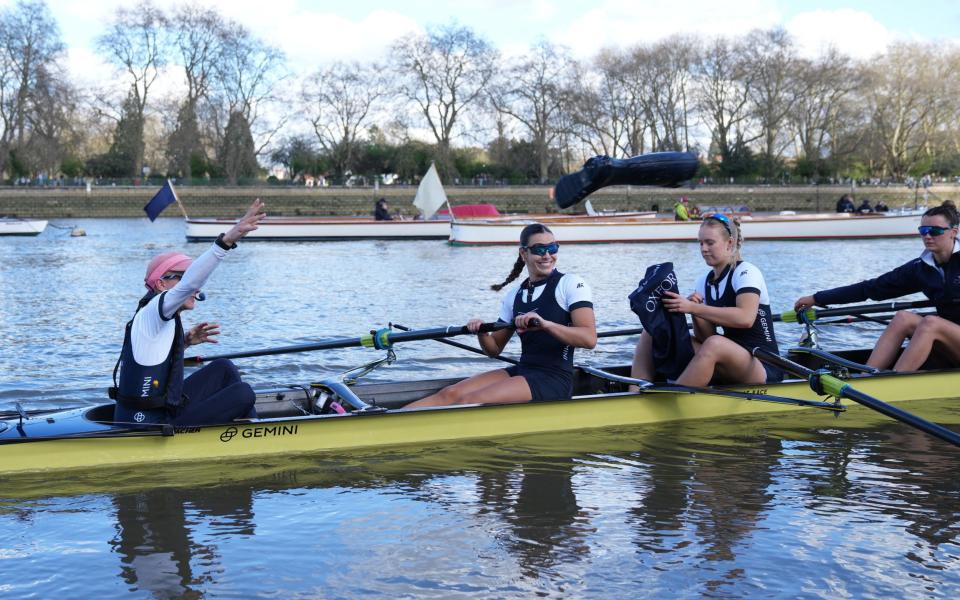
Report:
4,0,957,85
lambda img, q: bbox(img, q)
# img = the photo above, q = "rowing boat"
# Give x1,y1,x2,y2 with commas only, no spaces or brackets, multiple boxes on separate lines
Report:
183,210,657,242
2,347,957,475
449,211,922,245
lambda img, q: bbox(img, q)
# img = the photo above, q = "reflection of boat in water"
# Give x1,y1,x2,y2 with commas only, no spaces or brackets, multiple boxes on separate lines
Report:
449,211,923,245
0,217,47,236
2,344,957,475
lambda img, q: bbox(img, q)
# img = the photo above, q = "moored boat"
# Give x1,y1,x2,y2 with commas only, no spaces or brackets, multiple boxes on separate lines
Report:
2,347,957,475
449,211,922,245
0,217,47,236
186,215,453,241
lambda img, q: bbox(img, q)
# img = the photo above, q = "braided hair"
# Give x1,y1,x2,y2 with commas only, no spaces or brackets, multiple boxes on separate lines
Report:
491,223,553,291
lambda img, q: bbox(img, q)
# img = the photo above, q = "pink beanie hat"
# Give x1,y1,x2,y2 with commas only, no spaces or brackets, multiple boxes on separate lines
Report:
144,252,193,290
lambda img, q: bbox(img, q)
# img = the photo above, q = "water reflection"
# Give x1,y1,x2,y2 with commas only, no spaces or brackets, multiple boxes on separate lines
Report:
110,485,256,597
476,457,588,579
1,406,958,597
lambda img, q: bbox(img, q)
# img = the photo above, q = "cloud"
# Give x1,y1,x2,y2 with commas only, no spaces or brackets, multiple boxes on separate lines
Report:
552,0,781,57
786,9,894,60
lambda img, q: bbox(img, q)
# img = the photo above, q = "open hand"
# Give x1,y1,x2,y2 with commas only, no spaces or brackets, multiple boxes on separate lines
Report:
185,322,221,347
223,198,266,245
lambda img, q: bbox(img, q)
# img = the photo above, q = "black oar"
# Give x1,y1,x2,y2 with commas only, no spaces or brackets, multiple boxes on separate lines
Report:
578,365,844,411
753,347,960,448
391,323,519,365
390,323,645,365
775,299,938,323
185,322,511,365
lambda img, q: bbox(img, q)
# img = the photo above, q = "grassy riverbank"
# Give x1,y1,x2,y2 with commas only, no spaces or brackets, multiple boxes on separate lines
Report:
1,183,954,218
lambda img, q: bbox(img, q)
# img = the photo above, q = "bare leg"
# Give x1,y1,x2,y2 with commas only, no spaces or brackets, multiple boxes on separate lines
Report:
406,369,510,408
628,331,655,392
676,335,767,388
459,376,533,405
867,310,921,369
893,316,960,372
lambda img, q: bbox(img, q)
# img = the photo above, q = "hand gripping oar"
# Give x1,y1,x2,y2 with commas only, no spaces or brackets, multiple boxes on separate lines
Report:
752,347,960,448
775,300,938,324
553,152,699,209
185,322,511,365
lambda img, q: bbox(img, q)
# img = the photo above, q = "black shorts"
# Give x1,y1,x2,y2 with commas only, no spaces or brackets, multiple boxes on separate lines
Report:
505,364,573,402
762,362,785,383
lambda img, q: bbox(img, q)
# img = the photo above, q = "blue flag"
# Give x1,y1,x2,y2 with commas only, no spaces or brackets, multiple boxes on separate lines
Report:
144,179,178,221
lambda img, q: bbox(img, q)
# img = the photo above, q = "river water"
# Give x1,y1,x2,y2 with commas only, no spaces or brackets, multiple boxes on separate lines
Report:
1,218,958,597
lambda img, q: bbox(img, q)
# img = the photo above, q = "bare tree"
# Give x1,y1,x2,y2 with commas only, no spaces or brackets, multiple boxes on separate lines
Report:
210,20,287,166
647,36,698,152
96,0,167,177
488,40,573,183
564,51,630,160
304,61,387,180
742,28,801,179
0,0,66,177
391,23,497,179
693,36,757,176
863,43,939,177
166,4,226,177
788,47,863,178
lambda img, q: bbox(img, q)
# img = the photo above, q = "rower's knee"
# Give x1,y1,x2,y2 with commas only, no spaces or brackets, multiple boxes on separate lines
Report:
696,335,727,359
889,310,920,334
912,315,947,339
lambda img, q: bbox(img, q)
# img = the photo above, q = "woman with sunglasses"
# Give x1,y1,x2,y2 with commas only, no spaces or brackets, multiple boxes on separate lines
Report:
631,213,782,387
407,223,597,408
111,199,266,426
794,202,960,371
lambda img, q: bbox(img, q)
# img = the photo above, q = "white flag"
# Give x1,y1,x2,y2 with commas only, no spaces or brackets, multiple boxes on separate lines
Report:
412,163,448,220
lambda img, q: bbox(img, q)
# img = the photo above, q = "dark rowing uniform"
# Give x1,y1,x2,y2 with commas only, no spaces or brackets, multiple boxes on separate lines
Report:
695,261,783,382
112,243,257,426
813,240,960,324
498,270,593,401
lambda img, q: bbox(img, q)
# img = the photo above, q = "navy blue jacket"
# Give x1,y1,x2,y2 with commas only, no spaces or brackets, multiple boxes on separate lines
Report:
628,262,695,380
814,242,960,323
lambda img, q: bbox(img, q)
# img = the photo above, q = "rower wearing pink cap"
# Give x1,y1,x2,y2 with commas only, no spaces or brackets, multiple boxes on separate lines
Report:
110,199,266,426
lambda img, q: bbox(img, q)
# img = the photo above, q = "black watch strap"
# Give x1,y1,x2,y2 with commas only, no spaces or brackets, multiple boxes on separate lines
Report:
216,233,238,250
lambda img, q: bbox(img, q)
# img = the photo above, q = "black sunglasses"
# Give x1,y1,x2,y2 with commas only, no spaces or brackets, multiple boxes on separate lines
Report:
160,273,183,281
521,242,559,256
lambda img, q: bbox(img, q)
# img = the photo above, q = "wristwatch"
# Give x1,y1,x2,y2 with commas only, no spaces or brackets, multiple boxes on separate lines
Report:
215,233,237,250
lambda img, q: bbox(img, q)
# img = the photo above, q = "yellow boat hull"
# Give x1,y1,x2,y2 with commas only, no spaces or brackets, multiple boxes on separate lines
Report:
2,368,957,475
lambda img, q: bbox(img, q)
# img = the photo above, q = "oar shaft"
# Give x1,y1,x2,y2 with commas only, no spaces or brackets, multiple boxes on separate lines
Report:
753,347,960,448
186,322,510,364
839,385,960,447
390,323,520,365
776,300,936,323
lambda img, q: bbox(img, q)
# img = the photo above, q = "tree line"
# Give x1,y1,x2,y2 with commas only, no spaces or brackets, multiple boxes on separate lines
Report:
2,0,959,186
